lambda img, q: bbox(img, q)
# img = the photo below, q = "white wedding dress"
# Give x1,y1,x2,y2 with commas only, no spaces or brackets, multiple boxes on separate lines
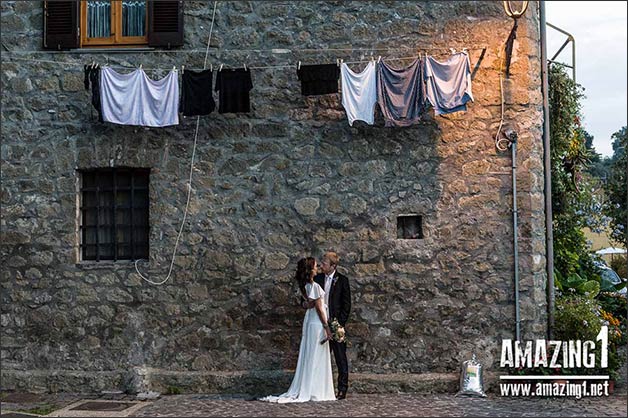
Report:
260,281,336,403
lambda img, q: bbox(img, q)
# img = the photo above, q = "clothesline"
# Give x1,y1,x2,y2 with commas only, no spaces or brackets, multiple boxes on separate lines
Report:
5,53,481,73
86,50,473,127
4,46,488,55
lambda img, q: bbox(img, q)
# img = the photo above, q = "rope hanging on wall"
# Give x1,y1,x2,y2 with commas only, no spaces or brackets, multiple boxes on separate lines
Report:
503,1,529,78
134,1,218,286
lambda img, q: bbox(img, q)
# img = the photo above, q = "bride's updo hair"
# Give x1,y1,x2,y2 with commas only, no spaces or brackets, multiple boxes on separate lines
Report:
295,257,316,298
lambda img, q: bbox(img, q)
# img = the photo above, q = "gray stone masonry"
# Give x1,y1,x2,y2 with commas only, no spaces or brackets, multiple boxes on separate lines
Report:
1,1,548,393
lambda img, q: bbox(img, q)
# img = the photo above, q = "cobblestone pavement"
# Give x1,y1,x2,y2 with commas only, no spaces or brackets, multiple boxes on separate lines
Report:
1,392,626,417
130,393,627,417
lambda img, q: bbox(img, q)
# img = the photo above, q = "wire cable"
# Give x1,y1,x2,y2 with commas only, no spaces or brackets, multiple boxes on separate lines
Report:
134,1,218,285
495,44,510,152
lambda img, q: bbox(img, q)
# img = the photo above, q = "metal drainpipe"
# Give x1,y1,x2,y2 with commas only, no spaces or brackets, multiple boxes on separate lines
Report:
508,131,521,342
539,1,555,340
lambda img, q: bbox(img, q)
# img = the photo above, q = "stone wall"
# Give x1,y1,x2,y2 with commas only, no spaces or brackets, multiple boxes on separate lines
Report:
1,1,548,394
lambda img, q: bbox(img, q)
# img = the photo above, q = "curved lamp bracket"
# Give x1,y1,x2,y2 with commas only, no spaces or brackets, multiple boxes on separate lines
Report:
503,1,529,18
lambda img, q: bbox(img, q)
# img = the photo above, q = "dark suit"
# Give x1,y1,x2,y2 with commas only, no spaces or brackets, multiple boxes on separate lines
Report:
314,271,351,392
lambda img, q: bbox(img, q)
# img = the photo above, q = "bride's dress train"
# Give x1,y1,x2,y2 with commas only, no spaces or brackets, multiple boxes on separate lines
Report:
260,282,336,403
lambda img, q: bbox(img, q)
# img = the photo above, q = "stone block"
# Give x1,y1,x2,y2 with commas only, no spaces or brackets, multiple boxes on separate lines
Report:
294,197,320,216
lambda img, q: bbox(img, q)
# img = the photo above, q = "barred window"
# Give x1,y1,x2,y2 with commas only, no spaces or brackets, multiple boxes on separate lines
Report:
80,168,150,261
397,215,423,239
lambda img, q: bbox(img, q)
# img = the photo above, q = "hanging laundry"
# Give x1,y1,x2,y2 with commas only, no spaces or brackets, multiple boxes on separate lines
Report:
424,52,474,115
377,58,427,127
180,69,216,117
215,68,253,113
297,63,340,96
100,67,179,127
84,64,103,122
340,61,377,126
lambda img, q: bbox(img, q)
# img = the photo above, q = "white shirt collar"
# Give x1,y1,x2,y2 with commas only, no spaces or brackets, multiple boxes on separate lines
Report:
325,270,336,281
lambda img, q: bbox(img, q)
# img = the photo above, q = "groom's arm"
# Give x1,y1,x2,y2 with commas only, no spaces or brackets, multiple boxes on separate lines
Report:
338,277,351,326
300,295,315,309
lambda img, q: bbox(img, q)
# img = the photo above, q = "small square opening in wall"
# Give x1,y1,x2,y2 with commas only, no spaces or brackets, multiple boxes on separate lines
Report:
397,215,423,239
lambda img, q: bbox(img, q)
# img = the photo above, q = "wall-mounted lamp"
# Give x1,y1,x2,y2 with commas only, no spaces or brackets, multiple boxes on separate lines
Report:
503,1,529,18
503,1,529,78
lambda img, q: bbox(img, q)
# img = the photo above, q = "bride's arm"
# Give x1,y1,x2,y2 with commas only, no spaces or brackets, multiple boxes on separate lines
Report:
313,297,332,340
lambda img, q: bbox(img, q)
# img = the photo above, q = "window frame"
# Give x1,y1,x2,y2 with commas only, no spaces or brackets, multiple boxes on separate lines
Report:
79,167,151,262
80,0,148,47
396,214,424,240
43,0,185,51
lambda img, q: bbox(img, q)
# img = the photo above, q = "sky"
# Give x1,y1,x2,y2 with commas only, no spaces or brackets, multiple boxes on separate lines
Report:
546,1,627,157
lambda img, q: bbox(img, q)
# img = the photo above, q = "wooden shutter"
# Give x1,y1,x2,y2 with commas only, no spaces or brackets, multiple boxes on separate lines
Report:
147,0,184,48
43,0,79,50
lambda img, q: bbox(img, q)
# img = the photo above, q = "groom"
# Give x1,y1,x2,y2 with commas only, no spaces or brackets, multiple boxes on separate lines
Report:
314,251,351,399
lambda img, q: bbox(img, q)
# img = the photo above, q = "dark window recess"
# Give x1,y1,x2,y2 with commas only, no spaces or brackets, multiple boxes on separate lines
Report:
80,168,150,261
397,215,423,239
43,0,79,50
147,0,184,48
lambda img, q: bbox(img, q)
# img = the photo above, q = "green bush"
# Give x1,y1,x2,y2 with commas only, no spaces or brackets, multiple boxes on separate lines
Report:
554,295,625,381
597,293,627,341
554,295,603,342
554,269,600,297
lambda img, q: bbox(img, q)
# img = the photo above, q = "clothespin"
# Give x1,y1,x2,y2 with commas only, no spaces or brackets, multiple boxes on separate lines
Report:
139,63,143,70
462,47,468,54
297,60,301,70
210,63,213,72
219,64,223,72
172,66,176,72
182,65,185,74
377,55,382,63
244,63,247,71
450,48,456,55
336,58,340,67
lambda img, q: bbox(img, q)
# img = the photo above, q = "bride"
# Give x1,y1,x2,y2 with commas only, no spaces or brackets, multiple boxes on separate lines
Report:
260,257,336,403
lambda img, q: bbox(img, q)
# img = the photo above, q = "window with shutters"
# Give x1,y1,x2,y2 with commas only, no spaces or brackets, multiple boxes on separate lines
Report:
43,1,184,50
79,168,150,262
81,0,148,46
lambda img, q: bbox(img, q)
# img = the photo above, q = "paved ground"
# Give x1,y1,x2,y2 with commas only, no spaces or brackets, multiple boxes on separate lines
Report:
1,391,627,417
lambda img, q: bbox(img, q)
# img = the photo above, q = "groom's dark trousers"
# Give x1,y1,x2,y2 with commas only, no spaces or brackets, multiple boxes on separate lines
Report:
330,340,349,392
315,272,351,393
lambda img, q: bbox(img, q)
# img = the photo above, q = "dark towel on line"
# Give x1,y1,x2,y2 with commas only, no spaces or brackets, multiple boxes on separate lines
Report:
84,64,103,122
181,69,216,116
376,58,427,127
215,68,253,113
297,63,340,96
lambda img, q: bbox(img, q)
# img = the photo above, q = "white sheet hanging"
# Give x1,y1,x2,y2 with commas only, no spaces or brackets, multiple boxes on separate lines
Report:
340,61,377,126
100,67,179,127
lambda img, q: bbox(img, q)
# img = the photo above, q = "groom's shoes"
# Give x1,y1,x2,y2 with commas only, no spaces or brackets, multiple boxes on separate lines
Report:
336,390,347,400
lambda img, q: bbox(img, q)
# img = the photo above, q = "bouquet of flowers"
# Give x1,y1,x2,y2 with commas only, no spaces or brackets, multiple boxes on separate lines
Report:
321,318,349,345
329,318,347,343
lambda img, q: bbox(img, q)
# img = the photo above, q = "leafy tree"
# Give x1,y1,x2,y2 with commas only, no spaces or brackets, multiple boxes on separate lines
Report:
548,66,601,280
605,126,627,247
581,128,613,181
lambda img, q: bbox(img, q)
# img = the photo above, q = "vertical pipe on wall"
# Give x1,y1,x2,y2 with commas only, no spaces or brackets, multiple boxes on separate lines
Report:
512,138,521,342
539,1,555,339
